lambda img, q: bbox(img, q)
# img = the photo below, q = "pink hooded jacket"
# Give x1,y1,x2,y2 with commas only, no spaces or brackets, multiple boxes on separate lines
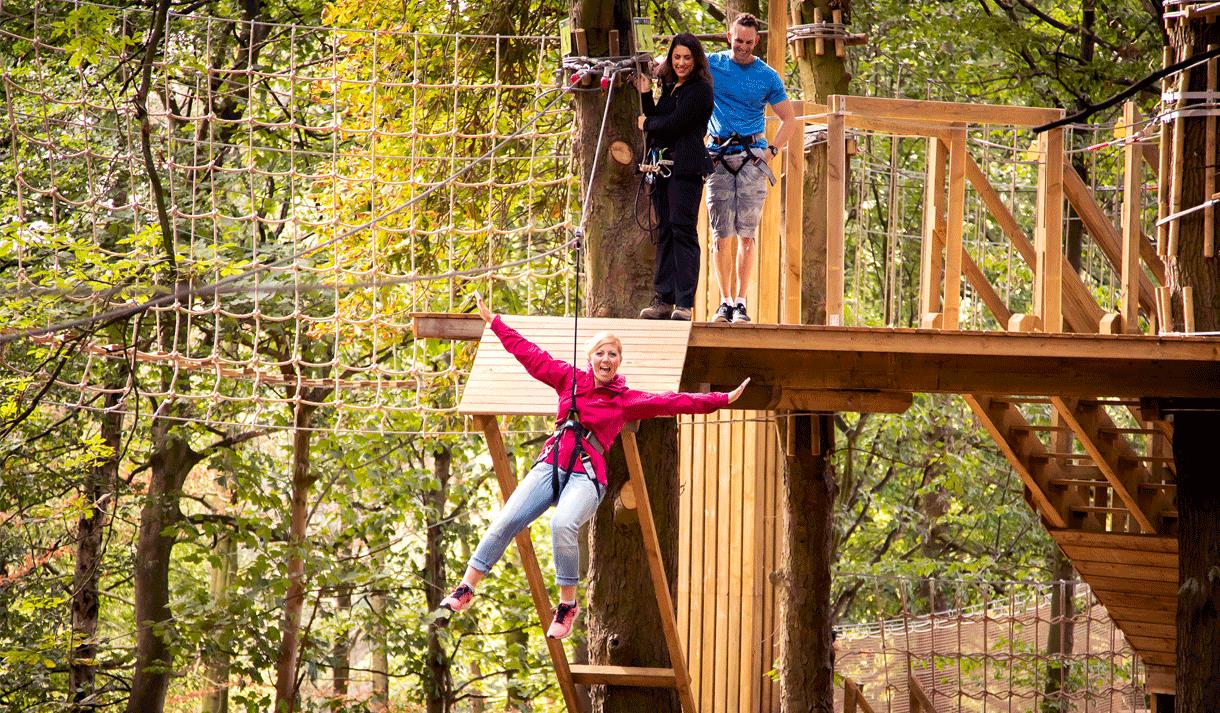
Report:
491,316,730,486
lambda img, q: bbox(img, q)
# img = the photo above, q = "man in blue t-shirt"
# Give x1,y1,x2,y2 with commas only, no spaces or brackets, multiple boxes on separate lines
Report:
705,13,797,324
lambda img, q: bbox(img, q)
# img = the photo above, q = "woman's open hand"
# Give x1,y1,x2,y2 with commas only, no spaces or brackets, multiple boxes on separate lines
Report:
727,377,751,404
634,71,651,93
475,293,494,324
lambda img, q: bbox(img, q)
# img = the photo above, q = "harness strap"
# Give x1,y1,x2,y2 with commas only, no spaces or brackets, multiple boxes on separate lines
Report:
548,415,603,504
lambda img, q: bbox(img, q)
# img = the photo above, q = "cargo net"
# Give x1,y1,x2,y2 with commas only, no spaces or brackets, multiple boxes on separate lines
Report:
834,576,1148,713
0,0,577,435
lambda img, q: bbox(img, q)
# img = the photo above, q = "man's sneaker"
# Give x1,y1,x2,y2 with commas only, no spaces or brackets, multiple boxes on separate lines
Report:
670,306,692,321
713,302,734,323
440,583,475,613
732,303,752,323
546,601,580,639
639,297,673,320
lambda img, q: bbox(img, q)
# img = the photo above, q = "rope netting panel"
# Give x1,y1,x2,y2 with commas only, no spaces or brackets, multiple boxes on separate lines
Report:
836,119,1159,331
1,1,577,434
835,577,1147,713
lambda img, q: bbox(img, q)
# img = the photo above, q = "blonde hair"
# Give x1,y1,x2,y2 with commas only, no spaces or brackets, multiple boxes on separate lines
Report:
583,331,623,360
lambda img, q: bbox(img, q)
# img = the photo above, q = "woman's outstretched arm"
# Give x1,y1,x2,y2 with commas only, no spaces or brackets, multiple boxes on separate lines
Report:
476,294,572,391
621,377,750,421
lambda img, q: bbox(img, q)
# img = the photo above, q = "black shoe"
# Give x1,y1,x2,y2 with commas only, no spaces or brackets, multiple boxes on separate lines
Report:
713,303,734,323
731,303,751,323
639,297,673,320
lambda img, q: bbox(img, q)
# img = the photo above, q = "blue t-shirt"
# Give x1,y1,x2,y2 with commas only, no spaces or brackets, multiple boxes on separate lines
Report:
707,50,788,145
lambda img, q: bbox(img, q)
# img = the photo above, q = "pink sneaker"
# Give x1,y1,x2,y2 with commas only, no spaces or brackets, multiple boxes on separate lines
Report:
440,583,475,613
546,601,580,639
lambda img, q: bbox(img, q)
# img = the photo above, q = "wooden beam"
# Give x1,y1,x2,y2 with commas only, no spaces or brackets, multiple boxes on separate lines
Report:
411,312,485,340
1048,528,1177,552
966,395,1071,528
965,155,1104,333
1207,46,1217,257
569,665,677,687
620,431,698,713
1035,129,1064,332
942,127,967,330
826,96,847,325
1145,664,1176,695
783,102,805,324
777,389,913,413
920,137,947,322
838,95,1064,127
908,674,937,713
1051,397,1158,533
474,415,583,713
1062,163,1162,313
1122,102,1145,333
844,679,878,713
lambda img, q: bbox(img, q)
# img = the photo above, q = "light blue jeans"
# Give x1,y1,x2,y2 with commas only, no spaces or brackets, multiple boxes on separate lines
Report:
469,460,604,587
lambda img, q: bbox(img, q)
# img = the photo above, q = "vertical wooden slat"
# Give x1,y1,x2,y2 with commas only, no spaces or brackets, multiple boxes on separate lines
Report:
677,417,692,661
726,416,745,710
759,109,782,324
748,419,767,713
1120,101,1143,334
700,415,719,710
620,430,698,713
1183,286,1195,333
1158,47,1173,255
783,103,806,324
1036,128,1065,332
696,197,711,321
826,96,847,324
1168,63,1189,257
687,416,706,708
714,414,732,708
920,136,948,322
476,416,583,713
942,126,968,330
1206,46,1217,258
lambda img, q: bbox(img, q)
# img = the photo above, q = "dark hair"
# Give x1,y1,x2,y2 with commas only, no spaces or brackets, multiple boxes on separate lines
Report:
658,33,712,87
731,13,761,32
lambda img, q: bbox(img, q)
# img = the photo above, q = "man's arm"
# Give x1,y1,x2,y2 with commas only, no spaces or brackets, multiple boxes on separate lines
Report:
768,98,798,160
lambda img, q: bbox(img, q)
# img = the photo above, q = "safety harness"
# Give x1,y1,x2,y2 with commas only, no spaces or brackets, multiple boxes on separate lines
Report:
708,132,777,185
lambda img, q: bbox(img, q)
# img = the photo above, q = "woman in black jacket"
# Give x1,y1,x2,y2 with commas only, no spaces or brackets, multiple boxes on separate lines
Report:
636,34,714,322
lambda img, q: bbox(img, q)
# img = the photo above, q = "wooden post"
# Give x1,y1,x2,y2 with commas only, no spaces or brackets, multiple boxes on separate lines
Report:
1183,285,1195,333
789,4,804,60
475,415,583,713
783,102,806,324
920,136,948,324
831,9,845,58
942,126,967,330
1206,45,1217,258
826,95,847,325
1156,285,1173,333
759,107,783,323
1158,47,1173,255
1120,101,1143,334
813,8,824,55
620,430,699,713
1168,62,1190,257
1035,128,1065,332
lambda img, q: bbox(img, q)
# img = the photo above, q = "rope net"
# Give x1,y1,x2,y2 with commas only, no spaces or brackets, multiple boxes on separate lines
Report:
2,0,577,435
835,576,1148,713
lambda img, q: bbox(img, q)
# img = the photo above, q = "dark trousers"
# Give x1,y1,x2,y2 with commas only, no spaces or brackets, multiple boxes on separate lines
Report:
650,174,704,309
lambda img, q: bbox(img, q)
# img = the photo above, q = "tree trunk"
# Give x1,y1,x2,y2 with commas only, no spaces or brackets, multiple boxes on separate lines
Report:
1164,20,1220,712
796,0,851,329
331,561,351,712
126,429,202,713
777,413,837,713
274,403,318,713
1041,552,1075,712
570,2,680,712
783,3,851,711
202,527,237,713
368,551,390,712
424,447,454,713
68,388,122,706
1173,411,1220,711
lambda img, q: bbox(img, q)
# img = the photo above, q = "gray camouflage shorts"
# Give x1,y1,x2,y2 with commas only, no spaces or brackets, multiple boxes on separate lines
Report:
706,155,771,242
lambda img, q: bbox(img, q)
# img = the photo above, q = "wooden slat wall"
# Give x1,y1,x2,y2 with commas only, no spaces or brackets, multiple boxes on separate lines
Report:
677,139,789,712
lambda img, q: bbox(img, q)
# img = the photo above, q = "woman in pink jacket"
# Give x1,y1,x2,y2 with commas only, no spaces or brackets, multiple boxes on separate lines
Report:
441,295,748,639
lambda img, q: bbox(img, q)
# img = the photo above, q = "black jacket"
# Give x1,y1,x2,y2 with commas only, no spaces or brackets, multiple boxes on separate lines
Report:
641,78,714,177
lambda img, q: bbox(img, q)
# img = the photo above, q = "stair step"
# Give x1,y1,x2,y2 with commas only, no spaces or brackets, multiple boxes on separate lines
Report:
1119,454,1175,464
1139,481,1177,491
1099,426,1159,435
1050,478,1110,489
569,665,678,688
1070,505,1129,515
1010,424,1067,433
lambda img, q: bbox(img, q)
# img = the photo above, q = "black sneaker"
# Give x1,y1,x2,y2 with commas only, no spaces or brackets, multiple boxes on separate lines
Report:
713,302,734,323
732,303,751,323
